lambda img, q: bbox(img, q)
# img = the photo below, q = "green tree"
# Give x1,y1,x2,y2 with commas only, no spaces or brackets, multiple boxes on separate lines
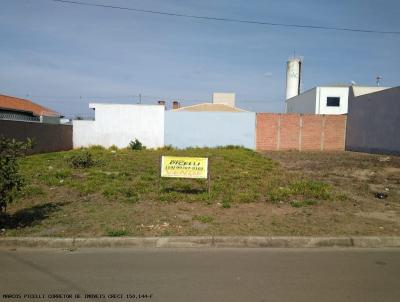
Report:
0,136,33,213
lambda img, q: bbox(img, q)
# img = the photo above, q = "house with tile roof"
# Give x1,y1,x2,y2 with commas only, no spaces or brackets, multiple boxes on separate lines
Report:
171,92,247,112
0,94,62,123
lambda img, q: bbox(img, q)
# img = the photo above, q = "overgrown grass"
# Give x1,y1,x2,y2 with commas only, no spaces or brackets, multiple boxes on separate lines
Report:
18,147,331,205
0,147,341,237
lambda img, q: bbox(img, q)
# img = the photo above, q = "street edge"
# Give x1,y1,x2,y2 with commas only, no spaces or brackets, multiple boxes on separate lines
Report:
1,236,400,249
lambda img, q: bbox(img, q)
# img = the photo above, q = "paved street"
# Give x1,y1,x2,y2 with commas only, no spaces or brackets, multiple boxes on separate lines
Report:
1,247,400,302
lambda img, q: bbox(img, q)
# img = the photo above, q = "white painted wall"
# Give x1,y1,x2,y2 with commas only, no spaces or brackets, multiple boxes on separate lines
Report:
286,88,316,113
73,104,164,149
286,86,350,115
73,120,96,147
317,87,349,114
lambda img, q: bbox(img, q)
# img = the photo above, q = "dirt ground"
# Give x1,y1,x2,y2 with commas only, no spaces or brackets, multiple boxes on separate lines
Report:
1,149,399,237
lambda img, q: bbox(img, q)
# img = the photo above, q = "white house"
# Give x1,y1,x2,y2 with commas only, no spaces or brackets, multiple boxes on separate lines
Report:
285,85,390,115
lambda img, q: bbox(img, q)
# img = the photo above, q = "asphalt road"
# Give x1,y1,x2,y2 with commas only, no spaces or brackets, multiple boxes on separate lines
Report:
1,247,400,302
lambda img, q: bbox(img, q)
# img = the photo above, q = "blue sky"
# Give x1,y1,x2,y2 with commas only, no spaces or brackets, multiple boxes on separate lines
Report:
1,0,399,117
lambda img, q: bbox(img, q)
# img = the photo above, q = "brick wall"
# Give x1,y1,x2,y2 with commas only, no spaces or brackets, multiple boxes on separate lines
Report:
256,113,346,151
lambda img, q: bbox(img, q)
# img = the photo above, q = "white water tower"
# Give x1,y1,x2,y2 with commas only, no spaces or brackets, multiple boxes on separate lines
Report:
285,57,302,100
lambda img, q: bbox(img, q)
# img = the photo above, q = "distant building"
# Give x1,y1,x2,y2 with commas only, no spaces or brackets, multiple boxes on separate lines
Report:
172,92,247,112
285,85,390,115
0,94,62,123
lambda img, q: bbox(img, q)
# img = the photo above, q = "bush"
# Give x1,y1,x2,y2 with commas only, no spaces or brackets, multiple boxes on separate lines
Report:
0,136,33,212
129,139,146,150
69,151,94,168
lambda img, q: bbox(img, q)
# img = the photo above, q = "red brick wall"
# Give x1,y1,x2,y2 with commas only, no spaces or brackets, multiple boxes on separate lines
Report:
256,113,346,151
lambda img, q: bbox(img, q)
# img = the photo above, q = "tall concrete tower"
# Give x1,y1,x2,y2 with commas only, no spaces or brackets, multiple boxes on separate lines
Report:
285,57,302,100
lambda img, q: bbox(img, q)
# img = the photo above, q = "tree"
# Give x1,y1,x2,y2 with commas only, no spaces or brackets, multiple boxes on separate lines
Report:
0,136,33,213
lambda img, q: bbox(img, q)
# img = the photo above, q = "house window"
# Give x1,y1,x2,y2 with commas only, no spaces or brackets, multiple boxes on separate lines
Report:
326,97,340,107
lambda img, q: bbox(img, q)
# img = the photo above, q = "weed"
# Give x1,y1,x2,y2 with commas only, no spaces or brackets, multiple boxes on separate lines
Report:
193,215,213,223
129,139,146,150
290,200,317,208
289,181,331,200
337,193,349,201
222,200,231,208
158,145,175,151
88,145,105,150
268,187,291,203
68,151,94,168
106,229,129,237
20,185,45,198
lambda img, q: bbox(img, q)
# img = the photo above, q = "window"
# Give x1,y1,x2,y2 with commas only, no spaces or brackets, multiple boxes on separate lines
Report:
326,97,340,107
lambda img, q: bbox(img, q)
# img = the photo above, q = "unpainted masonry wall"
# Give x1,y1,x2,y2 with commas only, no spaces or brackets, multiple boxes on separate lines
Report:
256,113,346,151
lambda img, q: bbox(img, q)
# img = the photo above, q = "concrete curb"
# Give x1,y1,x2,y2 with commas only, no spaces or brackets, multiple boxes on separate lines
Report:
1,236,400,249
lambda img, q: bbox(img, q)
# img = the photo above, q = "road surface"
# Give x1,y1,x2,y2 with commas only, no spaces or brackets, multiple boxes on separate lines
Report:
1,247,400,302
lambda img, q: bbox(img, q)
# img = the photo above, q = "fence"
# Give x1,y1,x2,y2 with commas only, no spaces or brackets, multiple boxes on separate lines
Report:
0,119,73,154
256,113,346,151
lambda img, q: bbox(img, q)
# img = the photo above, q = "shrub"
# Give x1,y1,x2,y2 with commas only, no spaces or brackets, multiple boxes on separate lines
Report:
69,151,94,168
129,139,146,150
0,136,33,212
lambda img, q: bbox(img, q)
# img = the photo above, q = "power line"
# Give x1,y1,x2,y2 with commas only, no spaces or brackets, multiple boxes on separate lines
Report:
6,91,282,104
50,0,400,35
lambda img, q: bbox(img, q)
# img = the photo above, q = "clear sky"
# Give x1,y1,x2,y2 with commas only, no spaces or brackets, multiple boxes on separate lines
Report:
1,0,399,118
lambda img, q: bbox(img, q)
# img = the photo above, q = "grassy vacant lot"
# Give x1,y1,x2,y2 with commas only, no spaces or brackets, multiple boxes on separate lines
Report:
1,147,399,237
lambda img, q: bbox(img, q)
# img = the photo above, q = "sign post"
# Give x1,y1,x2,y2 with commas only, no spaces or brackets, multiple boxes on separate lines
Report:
160,156,210,194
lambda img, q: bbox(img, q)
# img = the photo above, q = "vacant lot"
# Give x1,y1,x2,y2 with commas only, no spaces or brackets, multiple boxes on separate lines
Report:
1,147,399,237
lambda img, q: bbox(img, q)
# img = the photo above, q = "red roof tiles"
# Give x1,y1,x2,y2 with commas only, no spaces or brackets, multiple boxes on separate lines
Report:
0,94,60,117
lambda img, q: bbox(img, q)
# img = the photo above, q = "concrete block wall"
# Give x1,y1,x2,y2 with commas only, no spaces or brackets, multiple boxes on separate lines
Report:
256,113,346,151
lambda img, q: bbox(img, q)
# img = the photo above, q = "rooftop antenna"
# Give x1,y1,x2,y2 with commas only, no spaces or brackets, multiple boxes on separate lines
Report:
376,76,382,86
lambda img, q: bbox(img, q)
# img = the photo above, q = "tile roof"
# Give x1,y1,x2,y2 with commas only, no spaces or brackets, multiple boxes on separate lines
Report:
0,94,60,117
172,103,247,112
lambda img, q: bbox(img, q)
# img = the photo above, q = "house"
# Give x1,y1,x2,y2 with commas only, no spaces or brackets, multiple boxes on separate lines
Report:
0,94,62,123
285,85,390,115
171,92,247,112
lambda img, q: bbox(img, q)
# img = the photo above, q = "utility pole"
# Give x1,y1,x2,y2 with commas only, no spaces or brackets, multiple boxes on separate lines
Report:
376,76,382,87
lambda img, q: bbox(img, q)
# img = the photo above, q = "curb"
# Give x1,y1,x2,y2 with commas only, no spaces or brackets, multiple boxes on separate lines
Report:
1,236,400,249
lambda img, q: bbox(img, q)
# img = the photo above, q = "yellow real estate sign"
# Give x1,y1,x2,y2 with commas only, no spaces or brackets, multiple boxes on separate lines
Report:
161,156,208,179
